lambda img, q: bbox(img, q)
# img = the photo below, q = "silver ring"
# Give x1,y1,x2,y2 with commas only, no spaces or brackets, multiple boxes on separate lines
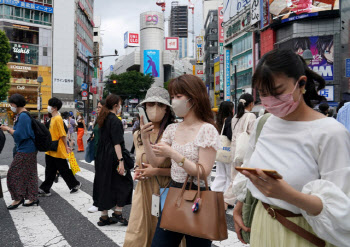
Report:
258,176,268,182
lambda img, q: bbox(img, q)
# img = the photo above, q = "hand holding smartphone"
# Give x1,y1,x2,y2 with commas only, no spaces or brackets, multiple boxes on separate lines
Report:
235,167,283,180
138,107,149,125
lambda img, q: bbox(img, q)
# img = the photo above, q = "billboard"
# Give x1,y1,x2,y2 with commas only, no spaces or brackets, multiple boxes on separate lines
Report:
52,0,74,94
218,7,224,43
269,0,339,24
225,49,231,101
223,0,251,22
214,57,220,86
196,36,204,64
165,37,179,50
124,32,140,48
144,50,160,78
281,36,334,81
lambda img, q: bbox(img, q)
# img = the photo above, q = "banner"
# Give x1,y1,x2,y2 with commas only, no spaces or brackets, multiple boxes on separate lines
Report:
144,50,160,78
225,49,231,101
218,7,224,43
196,36,204,64
223,0,251,22
251,0,261,25
269,0,339,24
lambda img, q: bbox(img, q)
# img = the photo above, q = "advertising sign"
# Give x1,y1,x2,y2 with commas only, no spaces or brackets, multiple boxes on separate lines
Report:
319,85,334,101
124,32,140,48
145,14,159,25
223,0,251,22
214,57,220,86
165,37,179,50
225,49,231,101
0,0,53,13
251,0,261,25
281,36,334,81
269,0,339,24
195,65,204,80
143,50,160,78
218,7,224,43
346,59,350,78
196,36,204,64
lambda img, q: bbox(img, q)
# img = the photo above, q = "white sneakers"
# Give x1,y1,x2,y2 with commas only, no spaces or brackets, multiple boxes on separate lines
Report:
88,205,98,213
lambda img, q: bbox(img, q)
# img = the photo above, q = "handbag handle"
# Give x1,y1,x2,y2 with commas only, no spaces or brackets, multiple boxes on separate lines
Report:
220,120,226,135
243,113,251,133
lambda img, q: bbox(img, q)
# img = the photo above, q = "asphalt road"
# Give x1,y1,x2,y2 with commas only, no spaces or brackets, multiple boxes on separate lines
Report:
0,129,245,247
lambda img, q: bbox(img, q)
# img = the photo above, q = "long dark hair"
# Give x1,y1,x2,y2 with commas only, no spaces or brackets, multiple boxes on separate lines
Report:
136,105,175,146
252,49,326,108
236,93,254,119
97,94,121,128
168,74,216,127
216,101,234,132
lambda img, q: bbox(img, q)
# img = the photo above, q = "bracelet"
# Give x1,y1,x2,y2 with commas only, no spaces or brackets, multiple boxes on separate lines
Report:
118,158,124,162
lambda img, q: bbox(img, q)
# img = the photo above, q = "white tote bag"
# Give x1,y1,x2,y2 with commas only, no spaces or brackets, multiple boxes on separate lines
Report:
215,121,232,164
234,114,252,163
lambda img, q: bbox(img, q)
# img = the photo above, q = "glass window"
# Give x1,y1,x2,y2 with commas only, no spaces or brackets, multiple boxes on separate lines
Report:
3,26,39,44
43,47,48,56
25,9,31,19
10,43,39,65
0,5,3,18
14,7,21,19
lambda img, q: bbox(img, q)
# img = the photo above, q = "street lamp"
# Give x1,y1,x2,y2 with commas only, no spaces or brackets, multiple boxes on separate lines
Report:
302,49,313,65
37,75,43,120
84,49,119,122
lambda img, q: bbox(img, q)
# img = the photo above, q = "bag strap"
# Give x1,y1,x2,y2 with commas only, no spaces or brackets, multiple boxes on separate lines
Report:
255,113,271,144
262,202,325,247
220,121,225,135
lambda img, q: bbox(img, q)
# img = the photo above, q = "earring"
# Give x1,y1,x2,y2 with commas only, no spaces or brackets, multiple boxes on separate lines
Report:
302,89,307,94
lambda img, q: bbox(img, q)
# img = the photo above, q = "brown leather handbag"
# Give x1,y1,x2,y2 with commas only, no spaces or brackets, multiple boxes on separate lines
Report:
160,164,228,241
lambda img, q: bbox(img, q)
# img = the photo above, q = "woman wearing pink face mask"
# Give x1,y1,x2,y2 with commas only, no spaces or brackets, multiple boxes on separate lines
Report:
232,49,350,247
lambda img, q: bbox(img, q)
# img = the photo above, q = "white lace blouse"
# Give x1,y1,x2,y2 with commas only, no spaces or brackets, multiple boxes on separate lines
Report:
161,123,220,187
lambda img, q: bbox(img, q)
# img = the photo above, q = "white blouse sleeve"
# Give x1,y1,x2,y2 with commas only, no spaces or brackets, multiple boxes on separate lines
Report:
195,124,221,151
300,123,350,247
160,124,176,145
232,117,259,202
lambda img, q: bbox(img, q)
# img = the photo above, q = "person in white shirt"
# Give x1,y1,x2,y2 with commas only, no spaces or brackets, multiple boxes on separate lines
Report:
232,49,350,247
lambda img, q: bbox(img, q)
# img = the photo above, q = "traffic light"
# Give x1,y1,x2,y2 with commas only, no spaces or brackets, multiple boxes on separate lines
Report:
113,80,117,84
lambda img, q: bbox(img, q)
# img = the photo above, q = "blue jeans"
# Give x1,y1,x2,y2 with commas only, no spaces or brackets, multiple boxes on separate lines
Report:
151,210,212,247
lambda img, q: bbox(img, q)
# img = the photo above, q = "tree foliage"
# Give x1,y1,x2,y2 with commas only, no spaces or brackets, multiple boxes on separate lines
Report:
104,71,154,100
0,30,11,101
164,79,172,91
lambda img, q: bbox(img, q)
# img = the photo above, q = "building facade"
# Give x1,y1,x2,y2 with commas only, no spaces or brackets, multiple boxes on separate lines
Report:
53,0,94,116
0,0,53,124
204,9,218,105
169,1,188,38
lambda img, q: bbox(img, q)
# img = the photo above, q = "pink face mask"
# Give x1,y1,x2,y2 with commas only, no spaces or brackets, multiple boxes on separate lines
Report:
260,82,302,118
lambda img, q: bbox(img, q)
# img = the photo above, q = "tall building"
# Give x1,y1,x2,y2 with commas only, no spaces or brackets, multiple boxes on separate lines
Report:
169,1,188,38
0,0,53,124
93,16,103,103
204,9,218,105
53,0,94,116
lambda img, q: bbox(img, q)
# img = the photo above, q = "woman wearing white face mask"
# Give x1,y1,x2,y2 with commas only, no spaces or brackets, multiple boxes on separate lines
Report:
94,94,133,226
0,94,38,209
144,75,220,247
232,49,350,247
124,87,185,247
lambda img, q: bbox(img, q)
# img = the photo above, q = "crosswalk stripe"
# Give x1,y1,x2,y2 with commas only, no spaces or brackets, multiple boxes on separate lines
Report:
37,164,127,246
1,172,71,247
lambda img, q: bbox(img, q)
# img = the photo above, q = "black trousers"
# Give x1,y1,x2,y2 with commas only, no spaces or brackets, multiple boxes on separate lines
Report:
40,154,79,193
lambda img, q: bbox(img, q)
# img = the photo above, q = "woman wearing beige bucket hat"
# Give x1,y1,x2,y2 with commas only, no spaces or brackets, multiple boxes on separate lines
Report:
124,87,185,247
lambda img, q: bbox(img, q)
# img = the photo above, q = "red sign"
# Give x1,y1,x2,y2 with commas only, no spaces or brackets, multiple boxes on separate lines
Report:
197,70,204,75
81,91,88,97
129,33,139,44
99,61,102,71
218,7,224,43
165,37,179,50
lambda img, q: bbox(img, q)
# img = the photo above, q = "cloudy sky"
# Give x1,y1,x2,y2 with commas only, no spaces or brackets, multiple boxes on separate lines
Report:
94,0,204,70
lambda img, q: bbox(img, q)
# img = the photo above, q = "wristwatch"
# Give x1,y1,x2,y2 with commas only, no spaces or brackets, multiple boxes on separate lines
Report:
178,157,186,167
118,157,124,162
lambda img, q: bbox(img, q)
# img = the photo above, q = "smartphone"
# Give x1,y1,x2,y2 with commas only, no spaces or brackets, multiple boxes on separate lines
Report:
138,107,149,125
235,167,283,180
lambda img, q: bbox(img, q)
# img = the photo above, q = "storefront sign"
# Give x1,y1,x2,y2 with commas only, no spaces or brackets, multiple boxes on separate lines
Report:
165,37,179,50
0,0,53,13
223,0,251,22
225,11,251,43
53,78,74,94
8,64,37,72
196,36,204,64
16,86,25,90
319,85,334,101
146,15,159,25
12,44,30,54
251,0,260,25
218,7,224,43
144,50,160,78
261,0,269,28
225,49,231,101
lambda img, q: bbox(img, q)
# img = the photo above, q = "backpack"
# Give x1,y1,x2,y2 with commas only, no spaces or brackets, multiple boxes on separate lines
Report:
23,112,52,152
234,113,254,163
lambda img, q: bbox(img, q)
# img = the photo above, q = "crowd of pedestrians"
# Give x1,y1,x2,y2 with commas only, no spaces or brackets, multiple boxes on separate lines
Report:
1,48,350,246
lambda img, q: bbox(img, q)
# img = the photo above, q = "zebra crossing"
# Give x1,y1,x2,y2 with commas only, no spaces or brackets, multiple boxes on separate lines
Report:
0,159,248,247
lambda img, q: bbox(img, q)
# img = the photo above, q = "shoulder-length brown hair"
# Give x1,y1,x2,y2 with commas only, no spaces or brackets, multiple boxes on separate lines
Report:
97,94,121,128
168,74,215,127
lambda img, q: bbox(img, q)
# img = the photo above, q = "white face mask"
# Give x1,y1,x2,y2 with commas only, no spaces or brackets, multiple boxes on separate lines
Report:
117,106,122,114
47,106,53,113
10,106,17,113
171,98,192,118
